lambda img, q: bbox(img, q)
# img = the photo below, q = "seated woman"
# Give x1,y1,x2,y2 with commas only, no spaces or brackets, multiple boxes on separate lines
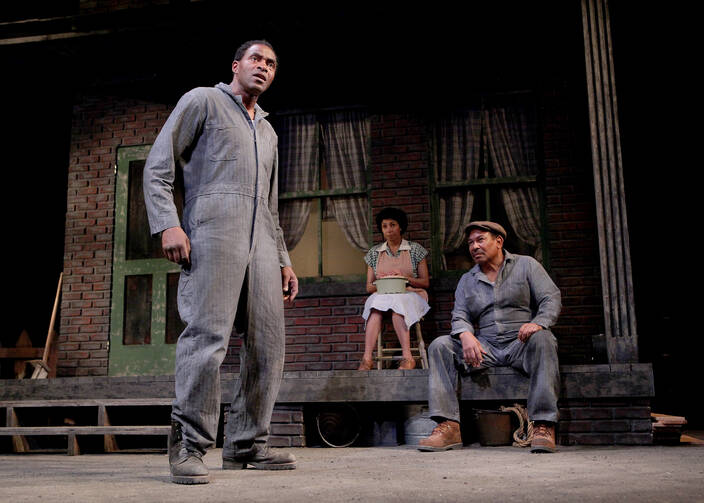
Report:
359,207,430,371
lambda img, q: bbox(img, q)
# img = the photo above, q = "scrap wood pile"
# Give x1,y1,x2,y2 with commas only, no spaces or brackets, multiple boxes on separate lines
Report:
0,273,62,379
651,412,687,444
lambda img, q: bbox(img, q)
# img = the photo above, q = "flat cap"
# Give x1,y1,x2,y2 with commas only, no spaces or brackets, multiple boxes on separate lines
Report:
464,221,507,239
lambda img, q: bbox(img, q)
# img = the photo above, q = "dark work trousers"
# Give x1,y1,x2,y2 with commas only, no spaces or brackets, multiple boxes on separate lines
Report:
427,330,560,424
172,193,285,457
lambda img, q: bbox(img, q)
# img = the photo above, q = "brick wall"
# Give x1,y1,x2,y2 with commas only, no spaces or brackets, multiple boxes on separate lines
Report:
222,404,305,448
558,398,652,445
59,95,172,376
59,81,603,376
268,84,603,373
542,85,604,364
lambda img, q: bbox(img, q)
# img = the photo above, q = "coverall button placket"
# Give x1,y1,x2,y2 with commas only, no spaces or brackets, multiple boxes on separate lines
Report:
232,98,260,262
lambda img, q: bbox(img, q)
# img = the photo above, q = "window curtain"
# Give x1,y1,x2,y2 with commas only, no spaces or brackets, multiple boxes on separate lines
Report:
277,113,318,250
320,110,370,252
484,104,542,260
432,110,482,268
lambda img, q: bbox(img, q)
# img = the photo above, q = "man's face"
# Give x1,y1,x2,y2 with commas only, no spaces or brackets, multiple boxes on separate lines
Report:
467,229,503,265
232,44,277,95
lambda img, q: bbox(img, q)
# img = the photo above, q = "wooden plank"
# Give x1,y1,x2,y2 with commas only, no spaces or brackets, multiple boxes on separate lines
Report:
651,412,687,425
67,433,79,456
0,426,170,435
12,330,34,379
0,348,44,359
0,364,655,403
6,407,29,453
98,405,118,453
0,398,173,408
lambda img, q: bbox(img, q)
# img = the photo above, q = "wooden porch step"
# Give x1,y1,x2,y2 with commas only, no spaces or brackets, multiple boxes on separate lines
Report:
0,398,172,408
0,399,172,455
0,365,656,403
0,426,170,436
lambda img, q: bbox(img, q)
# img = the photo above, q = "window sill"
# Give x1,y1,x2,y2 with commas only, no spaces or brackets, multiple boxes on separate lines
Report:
296,275,367,298
294,273,465,298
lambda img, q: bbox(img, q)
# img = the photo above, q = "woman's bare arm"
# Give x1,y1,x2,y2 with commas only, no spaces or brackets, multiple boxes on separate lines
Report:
407,258,430,289
366,265,377,293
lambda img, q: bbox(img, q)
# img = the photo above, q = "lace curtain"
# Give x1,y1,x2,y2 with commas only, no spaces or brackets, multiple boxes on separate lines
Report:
432,110,483,267
320,110,370,252
484,104,542,260
277,113,318,250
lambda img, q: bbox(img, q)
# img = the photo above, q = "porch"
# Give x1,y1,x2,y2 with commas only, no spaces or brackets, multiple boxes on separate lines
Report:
1,363,654,454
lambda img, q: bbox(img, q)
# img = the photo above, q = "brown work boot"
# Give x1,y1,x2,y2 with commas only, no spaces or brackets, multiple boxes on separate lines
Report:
398,357,416,370
530,422,556,453
418,420,462,451
357,357,374,371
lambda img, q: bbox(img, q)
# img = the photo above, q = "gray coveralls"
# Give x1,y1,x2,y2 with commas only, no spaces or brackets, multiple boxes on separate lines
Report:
428,251,562,424
143,83,290,457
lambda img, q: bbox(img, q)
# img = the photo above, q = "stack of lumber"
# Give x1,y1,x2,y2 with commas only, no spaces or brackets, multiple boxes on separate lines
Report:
651,412,687,444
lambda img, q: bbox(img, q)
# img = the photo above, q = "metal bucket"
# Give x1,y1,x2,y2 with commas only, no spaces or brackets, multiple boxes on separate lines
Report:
475,410,512,446
404,411,437,446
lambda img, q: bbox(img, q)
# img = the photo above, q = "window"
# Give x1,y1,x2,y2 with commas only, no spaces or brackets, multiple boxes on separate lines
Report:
273,109,371,280
429,94,547,273
109,145,183,376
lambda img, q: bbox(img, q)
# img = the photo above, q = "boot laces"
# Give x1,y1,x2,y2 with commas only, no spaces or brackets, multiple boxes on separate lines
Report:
534,423,550,438
432,422,454,435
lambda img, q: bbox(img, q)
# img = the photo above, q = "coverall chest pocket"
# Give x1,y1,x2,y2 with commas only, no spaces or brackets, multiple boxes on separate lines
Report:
466,285,493,320
206,125,240,161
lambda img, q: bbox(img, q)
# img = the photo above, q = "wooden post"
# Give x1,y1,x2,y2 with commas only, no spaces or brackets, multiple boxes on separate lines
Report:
98,405,118,453
6,407,29,453
67,432,80,456
581,0,638,362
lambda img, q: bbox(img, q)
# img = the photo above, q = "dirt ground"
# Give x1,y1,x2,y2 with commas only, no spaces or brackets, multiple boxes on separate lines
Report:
1,441,703,502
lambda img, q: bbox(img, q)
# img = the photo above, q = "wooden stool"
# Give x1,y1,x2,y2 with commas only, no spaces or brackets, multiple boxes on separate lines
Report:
376,321,428,370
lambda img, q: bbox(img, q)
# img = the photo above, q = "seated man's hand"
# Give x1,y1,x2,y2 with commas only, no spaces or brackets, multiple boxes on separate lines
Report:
162,227,191,265
459,331,487,368
282,266,298,302
518,322,543,343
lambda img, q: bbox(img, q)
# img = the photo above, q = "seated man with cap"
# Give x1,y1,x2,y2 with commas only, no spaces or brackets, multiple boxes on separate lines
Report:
419,221,561,453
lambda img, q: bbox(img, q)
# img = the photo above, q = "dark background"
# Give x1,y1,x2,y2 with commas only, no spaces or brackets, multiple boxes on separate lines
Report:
1,2,698,424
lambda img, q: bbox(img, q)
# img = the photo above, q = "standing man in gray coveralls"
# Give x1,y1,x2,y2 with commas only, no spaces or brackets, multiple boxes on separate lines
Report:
143,40,298,484
418,221,561,453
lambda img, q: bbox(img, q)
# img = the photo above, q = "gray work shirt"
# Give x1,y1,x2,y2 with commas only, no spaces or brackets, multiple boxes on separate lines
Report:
450,251,561,344
143,82,291,267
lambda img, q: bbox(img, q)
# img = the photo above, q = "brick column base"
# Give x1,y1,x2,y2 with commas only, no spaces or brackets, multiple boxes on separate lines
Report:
558,398,652,445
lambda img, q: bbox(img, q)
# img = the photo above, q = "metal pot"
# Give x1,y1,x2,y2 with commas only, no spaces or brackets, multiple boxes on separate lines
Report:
373,276,408,294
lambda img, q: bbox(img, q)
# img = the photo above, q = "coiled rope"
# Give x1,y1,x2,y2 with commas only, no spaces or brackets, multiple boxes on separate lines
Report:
500,404,533,447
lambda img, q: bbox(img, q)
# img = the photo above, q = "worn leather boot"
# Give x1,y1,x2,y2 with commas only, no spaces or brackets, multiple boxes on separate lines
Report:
530,422,556,453
222,445,297,470
417,420,463,451
169,421,210,484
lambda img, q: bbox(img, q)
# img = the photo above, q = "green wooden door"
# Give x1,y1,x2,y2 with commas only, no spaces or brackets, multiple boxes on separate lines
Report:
109,145,185,376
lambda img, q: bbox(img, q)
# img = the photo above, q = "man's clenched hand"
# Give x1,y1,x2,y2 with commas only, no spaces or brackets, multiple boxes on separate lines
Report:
162,227,191,265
